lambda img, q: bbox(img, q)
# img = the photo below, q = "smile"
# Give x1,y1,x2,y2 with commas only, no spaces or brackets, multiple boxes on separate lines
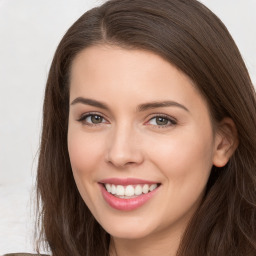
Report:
105,183,158,198
99,178,161,211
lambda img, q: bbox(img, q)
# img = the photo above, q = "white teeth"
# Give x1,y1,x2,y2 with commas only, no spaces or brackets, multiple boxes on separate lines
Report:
142,184,149,194
111,184,116,194
125,185,134,196
149,184,157,191
106,184,111,193
134,185,142,195
104,183,158,197
116,185,125,196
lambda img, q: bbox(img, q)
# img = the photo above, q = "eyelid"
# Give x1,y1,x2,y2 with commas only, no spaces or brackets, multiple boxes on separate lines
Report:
77,112,109,125
145,114,177,128
77,112,177,128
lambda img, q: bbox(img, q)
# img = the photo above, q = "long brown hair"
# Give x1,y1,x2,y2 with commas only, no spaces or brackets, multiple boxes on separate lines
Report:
36,0,256,255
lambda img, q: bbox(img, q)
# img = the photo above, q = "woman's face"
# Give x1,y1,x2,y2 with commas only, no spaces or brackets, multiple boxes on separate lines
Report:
68,45,218,240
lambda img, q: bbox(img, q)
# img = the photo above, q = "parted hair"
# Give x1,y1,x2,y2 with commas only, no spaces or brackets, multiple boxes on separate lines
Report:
36,0,256,255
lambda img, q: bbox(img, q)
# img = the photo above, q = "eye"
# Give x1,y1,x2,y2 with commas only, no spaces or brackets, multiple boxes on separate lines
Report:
147,115,177,128
77,113,108,126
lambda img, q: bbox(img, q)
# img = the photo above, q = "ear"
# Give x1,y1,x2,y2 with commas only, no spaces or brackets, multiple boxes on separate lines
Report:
212,117,239,167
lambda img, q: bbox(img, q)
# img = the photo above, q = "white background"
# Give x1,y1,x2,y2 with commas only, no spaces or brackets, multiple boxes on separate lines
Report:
0,0,255,254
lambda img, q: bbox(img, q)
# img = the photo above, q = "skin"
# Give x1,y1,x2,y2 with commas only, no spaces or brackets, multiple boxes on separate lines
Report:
68,45,237,256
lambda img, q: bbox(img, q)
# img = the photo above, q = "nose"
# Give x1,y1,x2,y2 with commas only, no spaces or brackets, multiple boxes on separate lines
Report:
105,123,144,168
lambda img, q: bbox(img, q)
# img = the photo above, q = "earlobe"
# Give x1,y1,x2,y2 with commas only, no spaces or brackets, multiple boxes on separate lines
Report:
212,118,239,167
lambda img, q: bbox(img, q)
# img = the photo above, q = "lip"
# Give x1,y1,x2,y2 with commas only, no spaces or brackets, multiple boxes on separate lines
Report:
99,182,160,211
99,177,159,186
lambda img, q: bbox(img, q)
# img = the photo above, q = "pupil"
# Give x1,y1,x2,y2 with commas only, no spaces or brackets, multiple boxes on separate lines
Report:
92,115,102,123
156,117,168,125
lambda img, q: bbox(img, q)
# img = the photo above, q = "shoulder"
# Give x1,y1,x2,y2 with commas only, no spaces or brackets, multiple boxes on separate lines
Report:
3,254,50,256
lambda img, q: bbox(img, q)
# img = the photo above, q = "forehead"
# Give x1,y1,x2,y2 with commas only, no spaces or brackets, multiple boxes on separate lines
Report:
69,45,209,116
70,45,182,87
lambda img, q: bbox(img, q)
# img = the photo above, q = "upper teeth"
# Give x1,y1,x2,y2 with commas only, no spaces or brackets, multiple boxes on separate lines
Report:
105,183,158,197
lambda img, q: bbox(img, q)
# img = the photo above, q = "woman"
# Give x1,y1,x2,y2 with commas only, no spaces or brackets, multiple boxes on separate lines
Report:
5,0,256,255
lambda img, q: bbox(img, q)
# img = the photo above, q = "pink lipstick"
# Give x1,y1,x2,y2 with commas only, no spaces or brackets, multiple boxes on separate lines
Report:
99,178,161,211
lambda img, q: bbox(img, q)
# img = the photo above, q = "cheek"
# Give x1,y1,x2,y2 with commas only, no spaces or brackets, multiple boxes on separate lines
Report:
67,127,107,214
147,126,214,202
68,128,104,176
148,125,214,171
68,127,105,195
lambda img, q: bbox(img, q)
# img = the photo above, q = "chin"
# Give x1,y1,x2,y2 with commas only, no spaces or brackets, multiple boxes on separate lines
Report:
108,227,153,240
100,216,157,240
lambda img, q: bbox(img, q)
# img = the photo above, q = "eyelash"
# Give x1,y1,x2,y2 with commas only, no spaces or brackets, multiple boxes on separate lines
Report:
77,112,177,129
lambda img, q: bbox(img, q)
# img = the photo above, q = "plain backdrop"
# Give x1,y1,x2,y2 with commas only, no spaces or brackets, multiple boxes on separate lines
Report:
0,0,255,254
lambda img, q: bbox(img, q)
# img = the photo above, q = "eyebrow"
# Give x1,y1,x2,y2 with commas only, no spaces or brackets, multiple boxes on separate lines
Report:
70,97,189,112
